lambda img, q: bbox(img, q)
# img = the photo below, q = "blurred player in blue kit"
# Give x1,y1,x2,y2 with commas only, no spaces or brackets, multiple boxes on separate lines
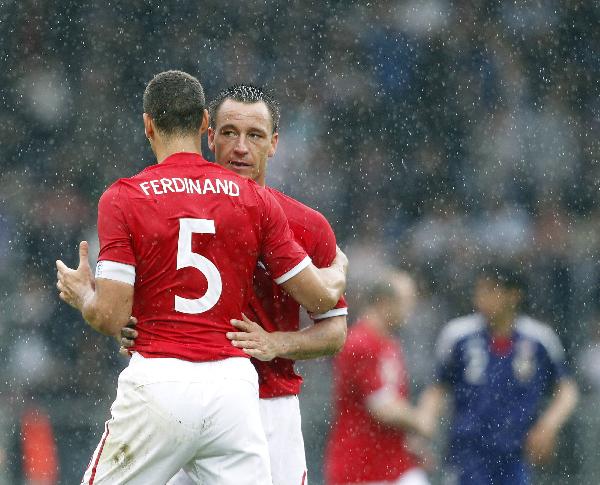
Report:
419,264,578,485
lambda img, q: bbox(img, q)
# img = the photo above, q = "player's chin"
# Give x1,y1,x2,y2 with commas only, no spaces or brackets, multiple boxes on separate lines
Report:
227,164,253,179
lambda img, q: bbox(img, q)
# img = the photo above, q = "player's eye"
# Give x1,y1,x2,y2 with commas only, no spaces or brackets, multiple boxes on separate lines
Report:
222,130,237,137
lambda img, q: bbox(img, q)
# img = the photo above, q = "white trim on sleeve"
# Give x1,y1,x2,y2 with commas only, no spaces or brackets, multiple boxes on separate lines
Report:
273,256,312,285
312,307,348,320
95,260,136,286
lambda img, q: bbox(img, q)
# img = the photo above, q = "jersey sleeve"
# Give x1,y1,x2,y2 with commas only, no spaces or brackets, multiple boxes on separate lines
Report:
306,211,348,320
95,183,136,284
257,188,310,284
434,324,460,385
539,327,569,383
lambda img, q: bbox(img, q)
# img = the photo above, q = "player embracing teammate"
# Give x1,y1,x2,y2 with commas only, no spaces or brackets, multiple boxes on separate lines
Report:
121,83,349,485
56,72,347,484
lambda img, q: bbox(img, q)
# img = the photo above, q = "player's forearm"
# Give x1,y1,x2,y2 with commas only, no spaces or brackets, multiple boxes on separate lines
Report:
368,397,431,437
81,295,130,337
417,384,447,437
316,265,346,307
271,316,347,360
537,378,579,432
281,265,344,314
317,249,348,305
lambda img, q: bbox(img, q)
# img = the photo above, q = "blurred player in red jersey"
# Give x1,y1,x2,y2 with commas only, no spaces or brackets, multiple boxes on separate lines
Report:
56,71,347,485
325,271,432,485
124,84,348,485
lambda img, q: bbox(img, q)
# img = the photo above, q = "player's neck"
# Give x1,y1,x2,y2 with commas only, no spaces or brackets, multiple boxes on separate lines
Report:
153,137,202,164
255,174,266,187
363,310,393,336
487,311,517,336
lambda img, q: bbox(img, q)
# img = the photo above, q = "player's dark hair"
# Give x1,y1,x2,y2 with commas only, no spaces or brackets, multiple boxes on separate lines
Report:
365,276,398,304
208,84,280,133
143,70,205,136
478,262,527,293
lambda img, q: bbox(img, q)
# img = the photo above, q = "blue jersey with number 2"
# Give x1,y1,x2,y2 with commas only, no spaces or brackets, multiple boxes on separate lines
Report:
435,314,568,485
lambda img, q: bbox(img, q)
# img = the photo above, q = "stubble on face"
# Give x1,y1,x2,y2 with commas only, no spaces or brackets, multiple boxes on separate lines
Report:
210,100,276,185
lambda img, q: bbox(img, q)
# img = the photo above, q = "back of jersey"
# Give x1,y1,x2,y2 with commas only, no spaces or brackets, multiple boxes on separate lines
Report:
96,152,307,362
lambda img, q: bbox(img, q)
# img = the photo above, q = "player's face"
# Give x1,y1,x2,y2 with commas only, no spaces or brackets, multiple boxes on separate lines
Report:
474,278,520,320
208,100,278,187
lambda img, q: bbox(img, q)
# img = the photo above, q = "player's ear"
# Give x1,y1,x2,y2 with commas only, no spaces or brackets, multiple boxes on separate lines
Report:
199,109,209,134
143,113,154,140
207,126,216,152
268,131,279,158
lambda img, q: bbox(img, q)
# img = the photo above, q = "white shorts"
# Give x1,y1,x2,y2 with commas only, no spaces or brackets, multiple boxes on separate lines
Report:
347,468,431,485
81,354,272,485
167,394,307,485
260,395,307,485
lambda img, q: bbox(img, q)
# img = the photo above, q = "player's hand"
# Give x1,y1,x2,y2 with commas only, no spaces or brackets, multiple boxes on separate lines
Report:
405,434,437,472
525,418,559,465
227,313,282,361
56,241,95,311
118,316,138,357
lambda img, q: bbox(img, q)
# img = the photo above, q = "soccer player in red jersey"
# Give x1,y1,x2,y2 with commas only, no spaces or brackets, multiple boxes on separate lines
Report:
125,84,347,485
325,272,431,485
212,85,348,484
55,71,347,485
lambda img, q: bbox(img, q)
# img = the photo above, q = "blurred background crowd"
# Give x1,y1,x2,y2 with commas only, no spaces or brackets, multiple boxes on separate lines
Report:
0,0,598,483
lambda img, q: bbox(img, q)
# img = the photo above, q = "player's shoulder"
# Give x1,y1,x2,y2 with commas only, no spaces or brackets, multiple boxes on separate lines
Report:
266,187,332,230
99,177,129,202
436,314,485,360
516,315,565,361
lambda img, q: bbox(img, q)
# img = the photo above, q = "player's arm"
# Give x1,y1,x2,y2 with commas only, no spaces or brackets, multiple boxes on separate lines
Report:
415,383,448,437
265,314,347,360
227,313,347,361
365,385,443,439
525,377,579,465
258,187,347,315
57,241,133,338
277,247,347,315
252,209,348,360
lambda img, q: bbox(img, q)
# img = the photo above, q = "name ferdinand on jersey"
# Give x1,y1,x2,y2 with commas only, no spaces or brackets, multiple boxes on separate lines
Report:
139,177,240,197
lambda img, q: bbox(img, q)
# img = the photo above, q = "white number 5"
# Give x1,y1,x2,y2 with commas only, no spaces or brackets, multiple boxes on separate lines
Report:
175,218,222,314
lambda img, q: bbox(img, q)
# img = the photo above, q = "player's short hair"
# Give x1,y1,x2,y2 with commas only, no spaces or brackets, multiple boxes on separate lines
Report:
365,271,412,303
366,280,397,303
478,262,527,293
143,70,205,136
208,84,280,133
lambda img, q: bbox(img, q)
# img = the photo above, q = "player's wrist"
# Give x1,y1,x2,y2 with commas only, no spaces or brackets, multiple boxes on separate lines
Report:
80,286,96,311
271,331,291,358
535,413,561,436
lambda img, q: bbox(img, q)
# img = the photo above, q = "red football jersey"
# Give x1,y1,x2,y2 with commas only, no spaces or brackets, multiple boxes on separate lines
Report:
325,320,417,484
95,152,309,362
246,187,348,398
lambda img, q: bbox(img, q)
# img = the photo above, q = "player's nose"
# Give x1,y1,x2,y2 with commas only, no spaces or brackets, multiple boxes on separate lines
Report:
234,136,249,154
